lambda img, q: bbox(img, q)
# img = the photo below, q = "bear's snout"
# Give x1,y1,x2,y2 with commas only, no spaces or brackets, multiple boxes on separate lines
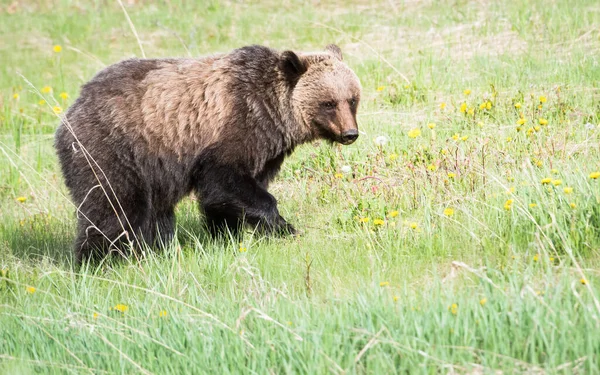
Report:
340,129,359,145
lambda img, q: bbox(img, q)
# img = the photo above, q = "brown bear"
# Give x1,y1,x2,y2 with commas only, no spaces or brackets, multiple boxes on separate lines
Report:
55,44,361,262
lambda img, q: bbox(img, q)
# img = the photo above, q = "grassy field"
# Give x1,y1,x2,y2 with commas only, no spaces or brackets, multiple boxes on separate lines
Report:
1,0,600,373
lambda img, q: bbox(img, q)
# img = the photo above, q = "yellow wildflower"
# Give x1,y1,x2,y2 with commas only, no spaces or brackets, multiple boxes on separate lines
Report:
517,118,526,126
580,278,587,285
334,173,343,179
26,286,36,294
376,86,385,91
359,217,370,223
373,219,385,226
449,303,458,315
460,135,469,141
41,86,52,94
463,89,471,95
467,107,474,116
447,172,456,179
443,207,455,217
407,128,421,138
159,310,168,317
539,95,547,103
388,210,399,218
504,199,513,211
533,254,539,262
506,187,515,195
459,102,467,113
479,298,487,306
113,304,128,313
440,102,447,109
393,296,399,302
93,312,99,319
59,92,69,100
529,203,537,208
389,153,398,161
452,133,460,141
570,202,577,209
534,125,541,132
427,122,436,129
53,106,62,114
12,93,19,99
514,102,522,109
427,164,437,171
479,102,486,110
16,196,27,203
477,121,484,128
551,168,559,174
408,222,418,230
552,179,562,186
379,281,390,287
53,45,62,53
589,172,600,179
541,178,552,184
486,101,492,110
38,100,46,106
563,187,573,194
506,137,512,142
539,118,548,126
239,246,247,252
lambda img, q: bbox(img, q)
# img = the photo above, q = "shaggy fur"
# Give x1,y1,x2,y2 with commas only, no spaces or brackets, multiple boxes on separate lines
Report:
55,44,362,262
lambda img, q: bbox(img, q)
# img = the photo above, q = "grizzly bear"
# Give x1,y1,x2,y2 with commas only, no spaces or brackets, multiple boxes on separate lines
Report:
55,44,361,262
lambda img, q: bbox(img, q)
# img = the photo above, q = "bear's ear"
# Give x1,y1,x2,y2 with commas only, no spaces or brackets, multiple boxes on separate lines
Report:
279,50,307,83
325,44,343,61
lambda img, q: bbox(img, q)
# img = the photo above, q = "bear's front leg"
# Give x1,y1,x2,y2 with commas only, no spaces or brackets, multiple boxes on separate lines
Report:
192,160,295,237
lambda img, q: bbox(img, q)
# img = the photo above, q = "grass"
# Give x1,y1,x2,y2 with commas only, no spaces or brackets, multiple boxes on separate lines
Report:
1,0,600,373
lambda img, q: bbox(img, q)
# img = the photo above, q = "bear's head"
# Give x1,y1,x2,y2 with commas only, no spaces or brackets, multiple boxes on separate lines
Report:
280,45,362,145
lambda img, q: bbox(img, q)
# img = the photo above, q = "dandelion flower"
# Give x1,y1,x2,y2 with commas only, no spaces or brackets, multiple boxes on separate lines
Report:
529,203,538,208
427,164,436,171
12,93,19,99
506,137,512,142
541,178,552,184
479,102,486,110
41,86,52,94
504,199,513,211
551,169,559,174
449,303,458,315
486,101,492,110
533,254,539,262
334,173,343,179
113,304,128,313
408,222,418,230
159,310,168,317
551,179,562,186
38,100,46,106
388,210,399,218
443,207,454,217
93,312,99,319
447,172,456,179
239,246,247,253
479,298,487,306
373,219,385,226
59,92,69,100
16,196,27,203
452,133,460,141
459,102,467,113
467,107,474,116
517,118,526,126
563,187,573,194
407,128,421,138
440,102,446,109
580,278,587,285
514,102,522,109
589,172,600,179
506,187,515,194
374,135,388,146
26,286,36,294
427,122,436,129
376,86,385,92
341,165,352,174
539,118,548,126
53,45,62,53
570,202,577,209
379,281,390,287
463,89,471,95
53,106,62,114
460,135,469,141
388,153,398,162
359,217,370,223
393,296,399,302
539,95,547,103
534,125,541,132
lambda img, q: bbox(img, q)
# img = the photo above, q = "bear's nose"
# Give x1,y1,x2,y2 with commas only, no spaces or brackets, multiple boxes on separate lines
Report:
341,129,359,144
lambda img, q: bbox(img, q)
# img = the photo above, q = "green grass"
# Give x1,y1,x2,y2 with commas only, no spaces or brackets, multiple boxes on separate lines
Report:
1,0,600,373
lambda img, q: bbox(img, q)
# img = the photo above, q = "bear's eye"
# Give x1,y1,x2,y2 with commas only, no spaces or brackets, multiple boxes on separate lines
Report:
349,98,358,107
320,101,337,110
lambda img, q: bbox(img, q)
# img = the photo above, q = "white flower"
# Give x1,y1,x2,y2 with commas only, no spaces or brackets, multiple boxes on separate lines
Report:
584,122,595,131
374,136,388,146
340,165,352,174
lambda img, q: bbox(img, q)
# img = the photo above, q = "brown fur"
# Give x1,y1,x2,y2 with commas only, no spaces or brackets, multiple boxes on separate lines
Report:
55,44,361,262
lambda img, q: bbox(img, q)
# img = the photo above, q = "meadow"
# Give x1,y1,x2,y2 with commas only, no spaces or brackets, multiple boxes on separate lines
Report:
1,0,600,373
